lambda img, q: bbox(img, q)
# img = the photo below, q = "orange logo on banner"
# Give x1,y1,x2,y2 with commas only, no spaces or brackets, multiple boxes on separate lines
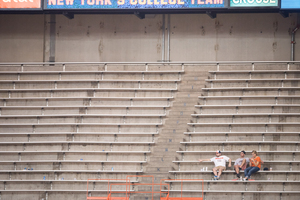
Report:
0,0,41,8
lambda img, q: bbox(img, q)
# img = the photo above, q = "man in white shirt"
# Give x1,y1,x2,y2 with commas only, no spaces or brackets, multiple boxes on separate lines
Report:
234,150,250,178
199,150,231,180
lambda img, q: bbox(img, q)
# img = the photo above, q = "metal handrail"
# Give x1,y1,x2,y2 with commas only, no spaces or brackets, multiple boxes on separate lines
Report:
1,61,300,65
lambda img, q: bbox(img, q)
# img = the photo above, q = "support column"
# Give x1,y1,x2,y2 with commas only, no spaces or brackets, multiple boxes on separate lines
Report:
162,14,165,62
167,14,170,62
49,14,56,62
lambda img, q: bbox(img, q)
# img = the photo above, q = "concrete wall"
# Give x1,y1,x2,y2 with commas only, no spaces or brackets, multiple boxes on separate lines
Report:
0,13,299,62
170,13,298,61
0,14,45,62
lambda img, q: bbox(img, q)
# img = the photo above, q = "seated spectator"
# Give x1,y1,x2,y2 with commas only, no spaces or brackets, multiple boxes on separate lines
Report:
199,150,231,180
244,150,263,181
234,150,249,178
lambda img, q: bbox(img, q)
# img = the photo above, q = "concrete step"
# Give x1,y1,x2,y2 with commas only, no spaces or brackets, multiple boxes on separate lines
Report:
151,146,182,152
145,167,174,173
177,85,203,91
169,111,195,116
173,97,200,102
158,136,185,140
167,107,195,112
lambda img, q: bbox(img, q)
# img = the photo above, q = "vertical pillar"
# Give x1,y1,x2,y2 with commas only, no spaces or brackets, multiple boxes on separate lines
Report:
167,14,170,62
49,14,56,62
162,14,165,62
43,14,47,62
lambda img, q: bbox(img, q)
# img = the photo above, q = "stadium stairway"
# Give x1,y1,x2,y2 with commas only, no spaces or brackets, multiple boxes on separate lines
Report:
169,63,300,200
141,64,209,191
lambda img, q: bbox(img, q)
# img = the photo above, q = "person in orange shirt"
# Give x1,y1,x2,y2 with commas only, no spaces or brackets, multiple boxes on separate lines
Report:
243,150,263,181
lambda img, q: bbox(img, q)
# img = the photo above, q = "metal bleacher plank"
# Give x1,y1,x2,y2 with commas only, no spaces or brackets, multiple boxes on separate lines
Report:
0,114,166,118
202,87,300,91
0,88,177,92
198,95,300,99
0,80,180,83
0,151,151,154
0,190,132,192
169,170,300,173
0,105,169,109
0,123,163,126
0,132,158,135
188,122,300,126
172,161,300,164
191,113,300,117
180,141,299,144
2,179,298,184
195,104,300,108
209,70,300,74
177,151,300,154
0,180,138,183
0,97,174,100
1,190,298,194
0,189,299,194
0,170,143,173
183,132,300,135
164,180,300,183
205,78,300,82
162,190,300,194
0,160,146,164
0,141,155,145
0,70,184,74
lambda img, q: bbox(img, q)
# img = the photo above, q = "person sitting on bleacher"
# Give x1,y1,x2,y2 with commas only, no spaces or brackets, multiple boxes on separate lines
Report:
199,150,231,180
243,150,263,181
234,150,249,179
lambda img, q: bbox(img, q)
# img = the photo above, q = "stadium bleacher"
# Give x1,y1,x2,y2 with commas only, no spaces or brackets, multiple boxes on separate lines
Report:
0,62,300,200
169,62,300,200
0,63,183,199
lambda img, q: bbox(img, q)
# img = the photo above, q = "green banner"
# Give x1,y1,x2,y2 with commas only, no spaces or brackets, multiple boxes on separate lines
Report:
230,0,278,7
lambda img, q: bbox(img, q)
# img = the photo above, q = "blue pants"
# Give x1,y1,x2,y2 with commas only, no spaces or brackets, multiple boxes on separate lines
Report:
244,167,260,178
